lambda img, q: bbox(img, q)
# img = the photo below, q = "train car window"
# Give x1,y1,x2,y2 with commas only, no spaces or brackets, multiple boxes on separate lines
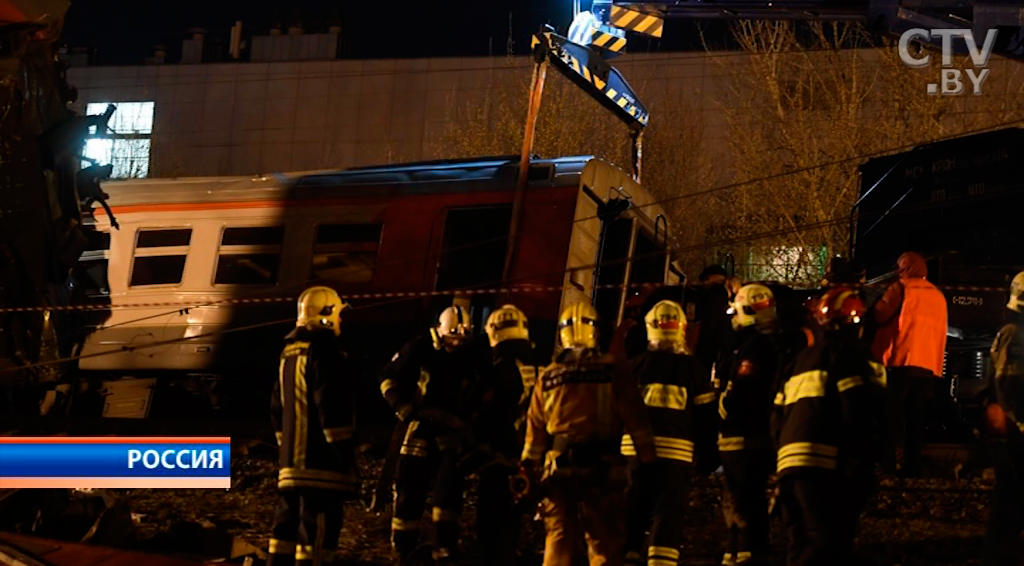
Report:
136,229,191,248
214,226,284,286
130,228,192,287
433,205,512,329
310,223,382,284
630,230,667,286
77,228,111,295
132,256,188,286
593,218,634,347
215,254,281,285
222,226,285,246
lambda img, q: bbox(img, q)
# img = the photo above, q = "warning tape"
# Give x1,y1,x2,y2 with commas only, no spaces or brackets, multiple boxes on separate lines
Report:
0,281,1012,314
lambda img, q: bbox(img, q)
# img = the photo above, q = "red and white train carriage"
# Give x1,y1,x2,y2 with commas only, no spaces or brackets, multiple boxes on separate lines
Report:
73,155,679,418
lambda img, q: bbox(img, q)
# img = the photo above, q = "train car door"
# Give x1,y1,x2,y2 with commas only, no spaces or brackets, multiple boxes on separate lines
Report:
432,204,513,331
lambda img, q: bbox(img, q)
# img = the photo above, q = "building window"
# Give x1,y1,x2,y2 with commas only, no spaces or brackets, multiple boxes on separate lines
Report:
215,226,284,286
131,228,191,287
311,223,383,284
82,101,155,179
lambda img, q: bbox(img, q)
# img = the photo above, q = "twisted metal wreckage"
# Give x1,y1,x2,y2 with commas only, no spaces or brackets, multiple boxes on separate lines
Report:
0,0,117,426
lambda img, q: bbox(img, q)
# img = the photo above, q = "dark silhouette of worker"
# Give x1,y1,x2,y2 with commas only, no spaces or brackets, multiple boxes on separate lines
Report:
692,265,735,375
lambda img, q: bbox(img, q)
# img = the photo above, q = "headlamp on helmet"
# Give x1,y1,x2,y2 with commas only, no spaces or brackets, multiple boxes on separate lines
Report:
558,302,599,350
437,306,472,348
486,304,529,347
645,300,687,347
730,284,776,330
296,286,348,336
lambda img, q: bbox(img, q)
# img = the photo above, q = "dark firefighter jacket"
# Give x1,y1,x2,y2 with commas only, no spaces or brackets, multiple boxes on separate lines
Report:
772,329,886,477
378,329,482,429
270,327,358,493
465,340,538,467
522,348,656,465
716,328,780,454
992,312,1024,434
621,348,717,465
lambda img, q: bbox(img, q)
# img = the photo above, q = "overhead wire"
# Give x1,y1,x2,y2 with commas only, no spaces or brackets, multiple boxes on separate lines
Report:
12,178,1019,375
64,112,1024,323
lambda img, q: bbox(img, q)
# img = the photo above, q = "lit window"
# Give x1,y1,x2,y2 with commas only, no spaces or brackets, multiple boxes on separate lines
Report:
82,101,155,178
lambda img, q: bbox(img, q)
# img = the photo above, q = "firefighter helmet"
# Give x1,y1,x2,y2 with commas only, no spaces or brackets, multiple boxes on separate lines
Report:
814,287,866,328
645,300,687,345
729,283,776,330
558,301,599,349
485,304,529,347
296,286,347,336
1008,271,1024,313
438,305,472,337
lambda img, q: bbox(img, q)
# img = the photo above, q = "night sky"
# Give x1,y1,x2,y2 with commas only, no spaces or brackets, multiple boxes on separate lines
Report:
59,0,734,65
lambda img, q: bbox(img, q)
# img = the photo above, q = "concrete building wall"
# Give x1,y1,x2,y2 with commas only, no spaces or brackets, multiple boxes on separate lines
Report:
66,52,727,177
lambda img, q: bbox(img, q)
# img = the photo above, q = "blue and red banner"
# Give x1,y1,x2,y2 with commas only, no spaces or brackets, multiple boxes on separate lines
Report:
0,437,231,488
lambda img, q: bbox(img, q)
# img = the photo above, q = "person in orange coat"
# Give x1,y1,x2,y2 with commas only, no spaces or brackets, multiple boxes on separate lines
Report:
871,251,948,478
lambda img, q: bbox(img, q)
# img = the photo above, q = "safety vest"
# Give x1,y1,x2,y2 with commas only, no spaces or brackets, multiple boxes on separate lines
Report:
876,279,948,377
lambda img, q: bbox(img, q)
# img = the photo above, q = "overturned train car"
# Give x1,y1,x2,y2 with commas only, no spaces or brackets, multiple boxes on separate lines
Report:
73,155,680,420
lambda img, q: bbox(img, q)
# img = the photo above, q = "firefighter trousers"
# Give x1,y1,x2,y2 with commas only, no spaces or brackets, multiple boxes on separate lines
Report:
624,459,692,566
267,488,345,566
540,469,628,566
778,470,866,566
391,444,464,561
720,449,775,565
983,441,1024,566
476,464,522,566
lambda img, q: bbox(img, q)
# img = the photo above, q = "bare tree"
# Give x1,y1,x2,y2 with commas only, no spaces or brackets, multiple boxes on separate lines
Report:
695,21,1024,286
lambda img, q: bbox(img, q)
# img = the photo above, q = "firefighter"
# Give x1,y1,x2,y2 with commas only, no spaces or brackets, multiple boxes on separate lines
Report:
379,305,481,565
773,287,886,566
982,271,1024,566
521,301,658,566
464,304,537,566
268,286,357,566
622,300,718,566
716,283,781,566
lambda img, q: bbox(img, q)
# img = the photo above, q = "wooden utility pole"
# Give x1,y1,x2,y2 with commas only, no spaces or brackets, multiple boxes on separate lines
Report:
501,46,549,294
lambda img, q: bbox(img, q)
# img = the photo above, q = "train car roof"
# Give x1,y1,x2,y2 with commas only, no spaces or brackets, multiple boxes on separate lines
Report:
98,155,600,206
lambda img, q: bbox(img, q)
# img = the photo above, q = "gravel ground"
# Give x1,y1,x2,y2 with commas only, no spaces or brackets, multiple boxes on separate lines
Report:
115,449,994,565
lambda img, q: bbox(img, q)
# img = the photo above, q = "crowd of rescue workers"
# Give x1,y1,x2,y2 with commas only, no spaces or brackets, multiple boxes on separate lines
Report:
263,250,1024,566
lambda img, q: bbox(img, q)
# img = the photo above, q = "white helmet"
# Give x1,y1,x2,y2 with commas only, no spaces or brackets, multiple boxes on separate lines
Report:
296,286,347,336
485,304,529,347
729,283,776,330
436,305,472,347
1009,271,1024,313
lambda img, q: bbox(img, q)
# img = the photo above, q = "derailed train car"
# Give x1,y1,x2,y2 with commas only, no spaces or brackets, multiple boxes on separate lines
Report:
853,127,1024,438
72,155,680,420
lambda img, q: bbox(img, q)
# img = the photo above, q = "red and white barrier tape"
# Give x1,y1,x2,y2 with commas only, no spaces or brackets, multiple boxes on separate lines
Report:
0,281,1011,313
